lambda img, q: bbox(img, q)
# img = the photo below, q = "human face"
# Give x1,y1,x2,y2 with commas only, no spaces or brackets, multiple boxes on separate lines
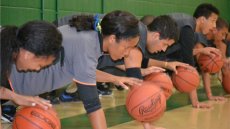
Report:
15,48,56,72
200,13,218,35
147,32,175,53
107,36,139,61
214,27,228,42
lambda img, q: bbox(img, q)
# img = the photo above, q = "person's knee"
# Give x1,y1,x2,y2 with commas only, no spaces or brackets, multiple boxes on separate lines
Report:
82,96,101,114
77,84,101,114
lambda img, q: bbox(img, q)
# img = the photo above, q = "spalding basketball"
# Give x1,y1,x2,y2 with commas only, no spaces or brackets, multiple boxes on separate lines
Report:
126,81,166,122
144,72,173,99
198,53,224,73
172,66,200,93
12,106,60,129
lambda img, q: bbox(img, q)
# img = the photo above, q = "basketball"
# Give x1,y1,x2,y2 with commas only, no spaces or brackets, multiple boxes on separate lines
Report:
198,53,224,73
12,106,61,129
144,72,173,99
126,81,166,122
172,66,200,93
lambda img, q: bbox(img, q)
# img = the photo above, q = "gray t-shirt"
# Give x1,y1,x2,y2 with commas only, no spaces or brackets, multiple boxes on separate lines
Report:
10,25,101,95
195,32,209,47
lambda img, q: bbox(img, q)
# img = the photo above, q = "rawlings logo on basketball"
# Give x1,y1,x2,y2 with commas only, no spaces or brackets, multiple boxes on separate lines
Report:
139,94,161,116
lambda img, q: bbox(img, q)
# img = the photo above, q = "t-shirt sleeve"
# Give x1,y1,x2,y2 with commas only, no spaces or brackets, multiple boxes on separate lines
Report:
179,26,196,66
69,32,100,85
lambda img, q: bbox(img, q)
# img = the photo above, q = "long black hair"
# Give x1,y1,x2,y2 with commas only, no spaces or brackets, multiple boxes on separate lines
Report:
68,10,139,42
1,20,62,87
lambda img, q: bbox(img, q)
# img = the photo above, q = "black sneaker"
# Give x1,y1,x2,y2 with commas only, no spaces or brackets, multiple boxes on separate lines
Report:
1,105,16,123
115,85,124,91
97,89,113,96
45,95,60,104
97,82,113,96
59,91,81,102
41,91,60,104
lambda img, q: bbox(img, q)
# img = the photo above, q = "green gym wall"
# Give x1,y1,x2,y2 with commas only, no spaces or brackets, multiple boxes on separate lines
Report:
1,0,230,26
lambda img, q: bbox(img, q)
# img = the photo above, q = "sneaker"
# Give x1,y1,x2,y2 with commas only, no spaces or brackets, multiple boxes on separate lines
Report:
59,91,81,102
97,82,113,96
45,96,60,104
97,89,112,96
115,85,124,91
41,91,60,104
1,105,16,123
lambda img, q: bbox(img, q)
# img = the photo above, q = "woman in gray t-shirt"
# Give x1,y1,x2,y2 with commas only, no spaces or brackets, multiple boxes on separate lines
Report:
1,21,62,109
10,11,141,129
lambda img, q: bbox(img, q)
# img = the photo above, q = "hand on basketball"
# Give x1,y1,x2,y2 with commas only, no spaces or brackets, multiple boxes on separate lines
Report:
208,95,227,101
200,47,221,57
141,66,165,76
112,76,143,89
166,61,189,74
12,93,52,110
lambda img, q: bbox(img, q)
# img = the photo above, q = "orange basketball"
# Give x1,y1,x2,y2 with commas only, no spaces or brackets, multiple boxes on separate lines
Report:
222,73,230,94
12,106,61,129
198,53,224,73
126,81,166,122
144,72,173,99
172,66,200,93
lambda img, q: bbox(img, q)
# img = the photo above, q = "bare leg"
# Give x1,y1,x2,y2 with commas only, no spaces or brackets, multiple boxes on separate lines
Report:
88,108,107,129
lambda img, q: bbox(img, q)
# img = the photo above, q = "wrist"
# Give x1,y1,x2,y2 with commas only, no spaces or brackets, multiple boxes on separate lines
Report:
194,49,201,55
110,75,118,84
164,61,168,69
10,91,17,101
207,93,212,98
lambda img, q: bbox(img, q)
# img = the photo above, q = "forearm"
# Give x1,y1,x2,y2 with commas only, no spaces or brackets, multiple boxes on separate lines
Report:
0,87,16,100
189,89,199,106
148,58,167,68
96,70,116,83
202,72,212,98
193,48,202,56
88,109,107,129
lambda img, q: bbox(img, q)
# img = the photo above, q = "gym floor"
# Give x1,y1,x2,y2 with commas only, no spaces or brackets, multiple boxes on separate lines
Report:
2,76,230,129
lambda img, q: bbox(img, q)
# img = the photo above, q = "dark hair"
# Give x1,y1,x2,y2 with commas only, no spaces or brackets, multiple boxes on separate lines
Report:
69,15,95,31
69,10,139,41
140,15,155,26
193,3,219,19
147,15,179,42
216,17,229,30
101,10,139,41
1,20,62,87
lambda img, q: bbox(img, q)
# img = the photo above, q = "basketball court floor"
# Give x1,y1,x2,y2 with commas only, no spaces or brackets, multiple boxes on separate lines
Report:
1,76,230,129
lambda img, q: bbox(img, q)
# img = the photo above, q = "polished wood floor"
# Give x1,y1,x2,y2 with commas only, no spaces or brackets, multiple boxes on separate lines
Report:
2,76,230,129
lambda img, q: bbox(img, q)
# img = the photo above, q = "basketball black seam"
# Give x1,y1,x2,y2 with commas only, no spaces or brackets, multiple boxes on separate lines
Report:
175,75,198,88
16,114,42,129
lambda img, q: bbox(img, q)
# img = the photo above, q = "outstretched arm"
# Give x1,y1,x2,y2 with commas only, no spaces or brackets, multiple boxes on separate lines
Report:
0,87,51,109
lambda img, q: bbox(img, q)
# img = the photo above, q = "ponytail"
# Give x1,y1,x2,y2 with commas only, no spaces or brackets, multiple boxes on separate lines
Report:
69,15,95,31
69,14,102,32
1,26,21,87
